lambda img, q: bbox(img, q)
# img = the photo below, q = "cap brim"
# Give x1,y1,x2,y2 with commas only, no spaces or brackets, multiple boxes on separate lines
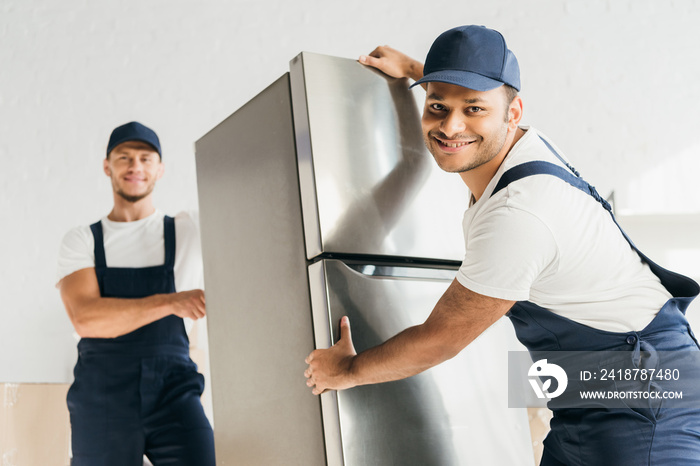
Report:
410,70,504,92
108,137,160,155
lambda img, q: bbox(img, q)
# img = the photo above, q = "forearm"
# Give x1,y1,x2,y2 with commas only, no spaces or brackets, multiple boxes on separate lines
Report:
59,268,205,339
349,322,463,387
68,294,173,338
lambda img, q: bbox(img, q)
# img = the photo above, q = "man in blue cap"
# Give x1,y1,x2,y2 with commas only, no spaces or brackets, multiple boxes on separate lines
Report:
305,26,700,465
57,122,215,465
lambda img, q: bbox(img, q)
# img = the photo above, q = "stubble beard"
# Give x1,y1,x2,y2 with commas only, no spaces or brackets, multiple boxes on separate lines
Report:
112,178,156,203
425,124,509,174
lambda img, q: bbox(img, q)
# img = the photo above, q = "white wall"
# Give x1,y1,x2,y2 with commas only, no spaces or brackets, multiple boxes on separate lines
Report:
2,0,699,383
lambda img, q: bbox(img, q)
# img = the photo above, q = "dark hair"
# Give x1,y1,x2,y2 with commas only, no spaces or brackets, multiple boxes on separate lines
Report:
503,84,519,122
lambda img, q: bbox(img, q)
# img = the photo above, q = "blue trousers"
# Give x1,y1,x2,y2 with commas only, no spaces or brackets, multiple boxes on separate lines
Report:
68,352,215,465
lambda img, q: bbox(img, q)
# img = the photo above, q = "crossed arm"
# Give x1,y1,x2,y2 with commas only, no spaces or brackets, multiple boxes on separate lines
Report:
59,268,206,339
304,279,515,395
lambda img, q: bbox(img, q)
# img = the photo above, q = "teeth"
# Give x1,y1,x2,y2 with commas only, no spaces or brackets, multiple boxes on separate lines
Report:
444,141,469,148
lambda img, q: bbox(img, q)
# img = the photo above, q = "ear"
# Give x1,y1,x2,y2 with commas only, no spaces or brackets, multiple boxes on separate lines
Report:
507,95,523,131
103,157,111,177
156,161,165,180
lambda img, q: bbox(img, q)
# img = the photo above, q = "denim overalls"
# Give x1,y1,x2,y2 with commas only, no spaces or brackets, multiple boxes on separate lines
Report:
67,216,215,465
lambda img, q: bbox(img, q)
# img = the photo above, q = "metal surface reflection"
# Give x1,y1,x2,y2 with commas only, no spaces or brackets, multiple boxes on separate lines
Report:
291,53,469,261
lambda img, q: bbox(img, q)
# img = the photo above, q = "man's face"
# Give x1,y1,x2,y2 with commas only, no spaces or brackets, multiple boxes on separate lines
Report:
421,82,513,174
103,141,163,203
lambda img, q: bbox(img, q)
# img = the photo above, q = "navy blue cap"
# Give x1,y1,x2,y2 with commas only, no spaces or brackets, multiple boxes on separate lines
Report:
412,25,520,92
106,121,161,157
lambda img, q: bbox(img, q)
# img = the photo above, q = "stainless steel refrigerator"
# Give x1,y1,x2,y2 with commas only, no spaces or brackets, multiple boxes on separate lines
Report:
195,52,533,465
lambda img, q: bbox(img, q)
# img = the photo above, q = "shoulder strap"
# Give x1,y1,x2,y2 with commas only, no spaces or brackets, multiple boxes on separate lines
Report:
492,135,611,212
163,215,176,269
491,160,612,213
89,221,107,269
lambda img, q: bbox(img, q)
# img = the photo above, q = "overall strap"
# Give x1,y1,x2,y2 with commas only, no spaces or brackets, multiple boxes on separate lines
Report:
163,215,176,270
89,215,176,270
89,221,107,269
492,136,611,212
492,161,613,212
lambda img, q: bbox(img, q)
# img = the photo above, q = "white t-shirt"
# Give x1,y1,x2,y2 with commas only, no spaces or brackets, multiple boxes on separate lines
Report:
456,127,671,332
56,209,204,331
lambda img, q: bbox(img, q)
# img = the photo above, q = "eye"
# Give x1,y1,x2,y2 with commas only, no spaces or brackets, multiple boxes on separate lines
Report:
429,103,447,112
466,106,483,113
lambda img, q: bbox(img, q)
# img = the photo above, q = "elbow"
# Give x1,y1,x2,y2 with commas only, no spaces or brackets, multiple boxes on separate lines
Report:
69,307,113,339
73,322,117,339
71,315,96,338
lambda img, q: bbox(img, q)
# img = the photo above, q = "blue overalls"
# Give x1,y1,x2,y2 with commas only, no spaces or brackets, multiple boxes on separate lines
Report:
67,216,215,465
493,139,700,465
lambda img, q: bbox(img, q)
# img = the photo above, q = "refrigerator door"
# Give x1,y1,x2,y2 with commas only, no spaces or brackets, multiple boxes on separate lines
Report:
290,52,470,262
309,259,534,466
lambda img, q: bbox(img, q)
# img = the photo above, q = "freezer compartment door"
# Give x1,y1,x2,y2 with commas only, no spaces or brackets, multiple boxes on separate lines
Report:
309,259,534,466
291,52,469,262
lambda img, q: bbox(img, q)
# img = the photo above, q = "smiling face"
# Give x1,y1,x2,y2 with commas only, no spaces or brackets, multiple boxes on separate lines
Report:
421,82,520,175
103,141,163,203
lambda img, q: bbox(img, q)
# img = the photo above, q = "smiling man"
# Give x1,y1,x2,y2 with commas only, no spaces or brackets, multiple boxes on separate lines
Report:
57,122,215,465
304,26,700,465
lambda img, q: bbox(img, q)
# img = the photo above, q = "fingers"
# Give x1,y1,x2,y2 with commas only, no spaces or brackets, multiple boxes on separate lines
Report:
306,373,327,395
339,316,351,341
188,290,206,319
305,348,327,395
304,357,321,394
367,45,393,58
171,289,207,320
338,316,357,357
359,54,381,68
304,317,355,396
359,45,393,68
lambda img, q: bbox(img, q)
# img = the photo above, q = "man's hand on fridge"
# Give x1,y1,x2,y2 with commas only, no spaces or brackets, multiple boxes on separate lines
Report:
304,316,357,395
359,46,424,84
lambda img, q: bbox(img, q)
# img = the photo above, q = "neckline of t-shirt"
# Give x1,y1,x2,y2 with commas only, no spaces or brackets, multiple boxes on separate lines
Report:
102,209,163,229
470,126,536,208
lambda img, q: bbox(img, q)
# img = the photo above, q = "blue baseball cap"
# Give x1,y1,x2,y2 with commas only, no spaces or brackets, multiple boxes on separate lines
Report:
412,25,521,92
106,121,162,157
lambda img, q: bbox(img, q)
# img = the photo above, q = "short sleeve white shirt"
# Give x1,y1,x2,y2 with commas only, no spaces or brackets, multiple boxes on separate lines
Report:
56,210,204,333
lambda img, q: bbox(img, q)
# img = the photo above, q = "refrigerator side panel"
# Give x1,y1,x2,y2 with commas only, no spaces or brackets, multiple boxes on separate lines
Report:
195,75,326,465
